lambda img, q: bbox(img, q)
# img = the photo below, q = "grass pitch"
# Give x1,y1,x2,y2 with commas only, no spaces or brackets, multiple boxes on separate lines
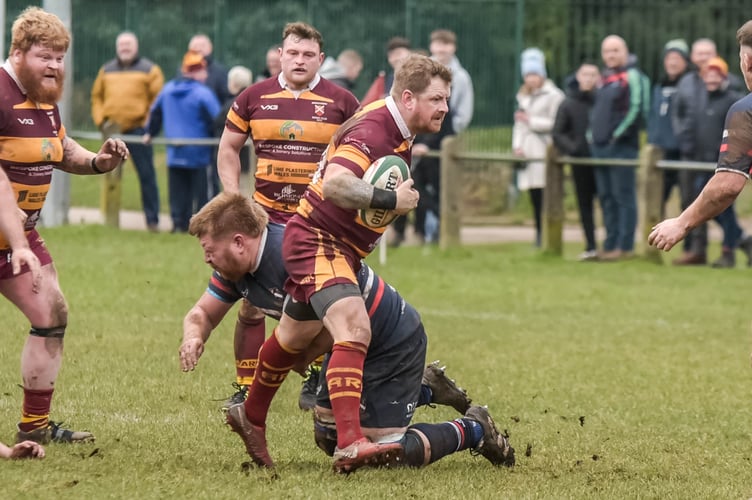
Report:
1,225,751,499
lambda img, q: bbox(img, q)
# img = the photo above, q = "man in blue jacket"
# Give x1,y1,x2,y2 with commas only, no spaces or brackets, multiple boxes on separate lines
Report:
145,51,220,233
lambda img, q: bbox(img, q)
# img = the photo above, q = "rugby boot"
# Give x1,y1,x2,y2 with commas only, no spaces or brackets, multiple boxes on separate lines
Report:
16,421,94,444
225,403,275,469
465,405,515,467
422,360,472,414
332,438,404,473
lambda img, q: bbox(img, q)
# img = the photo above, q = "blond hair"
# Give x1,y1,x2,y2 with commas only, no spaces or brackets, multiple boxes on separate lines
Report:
10,6,70,55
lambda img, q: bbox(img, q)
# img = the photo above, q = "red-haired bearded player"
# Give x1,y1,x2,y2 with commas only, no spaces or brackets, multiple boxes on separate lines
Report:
0,7,128,444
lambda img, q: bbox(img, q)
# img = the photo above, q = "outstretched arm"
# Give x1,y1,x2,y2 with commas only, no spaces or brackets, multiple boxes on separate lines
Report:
649,171,746,251
180,291,234,371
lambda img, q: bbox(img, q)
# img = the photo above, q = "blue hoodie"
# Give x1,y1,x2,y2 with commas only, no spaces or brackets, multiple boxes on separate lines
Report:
147,78,221,168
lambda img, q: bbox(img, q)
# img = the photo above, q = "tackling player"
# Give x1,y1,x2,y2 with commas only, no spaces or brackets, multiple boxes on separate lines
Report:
180,192,515,472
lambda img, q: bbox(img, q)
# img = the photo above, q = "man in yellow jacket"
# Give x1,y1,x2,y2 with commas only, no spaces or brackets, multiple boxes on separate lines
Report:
91,31,163,231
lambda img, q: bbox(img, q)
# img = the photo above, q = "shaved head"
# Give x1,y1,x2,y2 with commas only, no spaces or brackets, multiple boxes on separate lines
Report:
601,35,628,69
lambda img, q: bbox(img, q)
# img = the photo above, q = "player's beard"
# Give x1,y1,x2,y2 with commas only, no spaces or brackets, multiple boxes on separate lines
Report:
16,59,64,105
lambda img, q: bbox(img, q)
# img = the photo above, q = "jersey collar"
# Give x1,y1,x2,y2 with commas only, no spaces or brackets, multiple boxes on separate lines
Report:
249,227,268,274
277,72,321,93
385,95,413,140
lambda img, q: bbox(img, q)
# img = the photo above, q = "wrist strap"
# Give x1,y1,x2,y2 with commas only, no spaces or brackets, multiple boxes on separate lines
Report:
370,188,397,209
90,155,104,174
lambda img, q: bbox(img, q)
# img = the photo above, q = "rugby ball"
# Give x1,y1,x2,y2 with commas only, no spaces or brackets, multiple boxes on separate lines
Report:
358,155,411,228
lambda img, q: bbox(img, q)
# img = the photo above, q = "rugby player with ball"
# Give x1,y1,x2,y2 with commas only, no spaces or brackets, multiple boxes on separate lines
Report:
225,53,454,472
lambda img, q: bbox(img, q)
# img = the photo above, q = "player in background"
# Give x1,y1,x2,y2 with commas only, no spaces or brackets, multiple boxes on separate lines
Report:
180,192,514,472
225,54,450,472
215,22,359,410
649,21,752,252
1,7,129,445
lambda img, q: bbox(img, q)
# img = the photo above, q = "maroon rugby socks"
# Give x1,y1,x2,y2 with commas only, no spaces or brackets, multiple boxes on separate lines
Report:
233,315,265,386
326,341,368,448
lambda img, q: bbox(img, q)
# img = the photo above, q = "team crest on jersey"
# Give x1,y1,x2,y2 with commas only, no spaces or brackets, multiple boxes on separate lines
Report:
313,103,326,116
280,120,304,140
40,138,55,161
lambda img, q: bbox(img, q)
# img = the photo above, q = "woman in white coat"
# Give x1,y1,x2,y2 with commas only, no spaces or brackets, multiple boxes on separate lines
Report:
512,48,565,246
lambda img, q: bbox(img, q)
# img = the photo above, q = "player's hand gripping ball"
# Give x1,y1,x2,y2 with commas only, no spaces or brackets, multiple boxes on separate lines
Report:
358,155,411,228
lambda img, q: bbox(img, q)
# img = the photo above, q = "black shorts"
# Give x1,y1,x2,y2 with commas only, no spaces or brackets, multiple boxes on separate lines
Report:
316,323,427,429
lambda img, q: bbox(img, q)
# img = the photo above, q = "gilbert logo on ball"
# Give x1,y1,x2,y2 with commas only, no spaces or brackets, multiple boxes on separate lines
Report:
359,155,410,228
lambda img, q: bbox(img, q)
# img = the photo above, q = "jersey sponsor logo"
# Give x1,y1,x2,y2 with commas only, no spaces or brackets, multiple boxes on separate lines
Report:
280,120,304,140
41,139,56,161
260,104,278,111
274,184,298,203
17,118,34,125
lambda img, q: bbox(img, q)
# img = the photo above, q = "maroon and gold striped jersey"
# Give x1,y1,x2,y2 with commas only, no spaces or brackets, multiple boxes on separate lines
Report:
225,74,359,224
0,63,65,250
297,97,413,257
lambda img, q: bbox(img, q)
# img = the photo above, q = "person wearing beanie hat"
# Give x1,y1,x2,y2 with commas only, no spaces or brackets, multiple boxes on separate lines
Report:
513,47,564,246
648,38,690,229
663,39,689,62
144,46,221,233
520,47,547,77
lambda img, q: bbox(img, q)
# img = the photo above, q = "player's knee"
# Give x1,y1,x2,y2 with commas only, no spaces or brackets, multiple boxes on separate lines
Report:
402,429,428,467
29,324,66,339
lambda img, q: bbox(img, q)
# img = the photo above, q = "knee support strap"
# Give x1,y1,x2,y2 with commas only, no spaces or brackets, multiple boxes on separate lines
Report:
29,325,66,338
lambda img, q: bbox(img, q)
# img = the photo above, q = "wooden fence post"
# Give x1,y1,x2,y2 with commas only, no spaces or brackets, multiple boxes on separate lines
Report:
100,121,122,228
439,135,461,249
542,144,564,255
639,144,664,264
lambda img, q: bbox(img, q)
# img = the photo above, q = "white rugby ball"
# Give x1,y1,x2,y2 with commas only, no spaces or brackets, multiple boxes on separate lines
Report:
358,155,411,228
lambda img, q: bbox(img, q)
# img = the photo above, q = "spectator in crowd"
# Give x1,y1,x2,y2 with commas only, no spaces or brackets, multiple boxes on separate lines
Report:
145,51,221,233
319,49,363,91
91,31,164,232
552,61,600,260
647,39,690,215
188,33,229,103
589,35,646,261
213,65,253,174
2,6,129,446
216,22,359,413
188,34,229,199
688,57,751,268
255,45,281,83
512,48,565,247
649,21,752,264
361,36,411,107
407,29,475,245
